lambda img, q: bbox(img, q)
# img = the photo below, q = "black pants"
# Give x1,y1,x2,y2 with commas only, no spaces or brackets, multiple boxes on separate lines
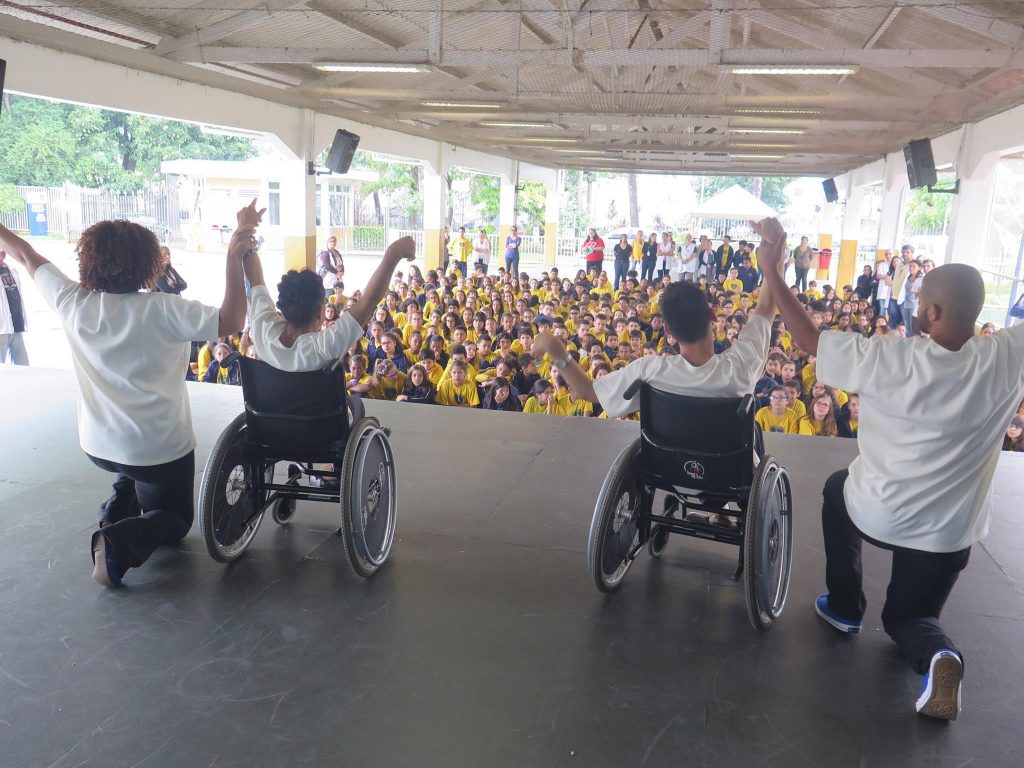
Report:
586,259,603,278
795,267,809,291
822,469,970,674
89,451,196,571
640,257,656,282
613,258,629,290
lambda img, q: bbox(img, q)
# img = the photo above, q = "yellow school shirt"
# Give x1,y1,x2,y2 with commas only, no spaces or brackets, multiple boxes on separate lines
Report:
801,364,816,392
436,379,479,407
723,278,744,293
788,399,808,420
523,396,551,415
421,363,443,388
805,289,822,301
798,417,835,437
197,344,213,381
755,407,801,435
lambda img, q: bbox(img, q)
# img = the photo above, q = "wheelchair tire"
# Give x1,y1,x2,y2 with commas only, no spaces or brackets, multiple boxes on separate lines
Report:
753,423,765,463
340,416,397,578
588,438,642,593
743,455,794,631
648,495,678,559
271,497,296,525
198,412,267,563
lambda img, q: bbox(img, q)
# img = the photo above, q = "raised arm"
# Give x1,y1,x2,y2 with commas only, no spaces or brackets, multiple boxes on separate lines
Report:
347,236,416,328
531,332,599,404
219,199,264,336
749,218,787,323
0,224,51,278
753,218,820,355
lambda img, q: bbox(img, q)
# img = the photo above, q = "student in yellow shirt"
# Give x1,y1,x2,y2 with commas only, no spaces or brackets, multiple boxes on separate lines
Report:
782,378,807,419
417,349,444,387
345,354,373,397
368,358,407,401
722,267,744,294
798,393,840,437
435,360,480,407
755,386,801,434
523,379,556,414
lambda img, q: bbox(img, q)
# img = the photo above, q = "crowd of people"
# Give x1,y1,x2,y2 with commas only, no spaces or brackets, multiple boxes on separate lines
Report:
182,232,1023,450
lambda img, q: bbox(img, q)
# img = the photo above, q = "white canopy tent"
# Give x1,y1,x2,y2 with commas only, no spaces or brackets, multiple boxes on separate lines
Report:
691,185,779,221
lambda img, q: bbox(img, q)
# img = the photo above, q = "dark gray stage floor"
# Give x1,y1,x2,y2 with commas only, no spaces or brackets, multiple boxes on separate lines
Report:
1,366,1023,768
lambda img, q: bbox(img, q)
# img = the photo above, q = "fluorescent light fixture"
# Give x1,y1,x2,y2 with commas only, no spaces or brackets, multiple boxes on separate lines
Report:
731,143,794,148
422,101,503,109
553,148,598,154
734,108,821,115
316,63,424,73
480,121,554,129
728,128,806,135
732,66,856,75
729,153,786,160
519,137,577,143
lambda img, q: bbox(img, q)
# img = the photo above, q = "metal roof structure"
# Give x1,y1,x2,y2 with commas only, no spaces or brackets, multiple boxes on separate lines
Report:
4,1,1024,176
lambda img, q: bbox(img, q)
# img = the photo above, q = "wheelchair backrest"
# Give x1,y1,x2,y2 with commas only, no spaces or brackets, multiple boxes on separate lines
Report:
237,357,351,454
636,384,756,494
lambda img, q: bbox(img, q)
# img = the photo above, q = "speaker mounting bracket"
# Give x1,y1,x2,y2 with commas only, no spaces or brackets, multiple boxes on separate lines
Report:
926,179,960,195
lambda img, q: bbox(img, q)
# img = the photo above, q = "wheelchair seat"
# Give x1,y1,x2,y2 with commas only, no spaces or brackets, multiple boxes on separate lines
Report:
197,354,395,578
588,380,792,631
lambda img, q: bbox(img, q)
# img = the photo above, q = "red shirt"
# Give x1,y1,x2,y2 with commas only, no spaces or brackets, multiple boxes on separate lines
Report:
583,237,605,261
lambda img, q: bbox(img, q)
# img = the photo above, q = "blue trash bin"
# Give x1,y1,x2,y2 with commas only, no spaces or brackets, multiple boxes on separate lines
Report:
27,202,48,236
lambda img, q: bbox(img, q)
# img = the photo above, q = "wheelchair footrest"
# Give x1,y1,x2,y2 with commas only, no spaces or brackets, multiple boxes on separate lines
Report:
648,512,744,546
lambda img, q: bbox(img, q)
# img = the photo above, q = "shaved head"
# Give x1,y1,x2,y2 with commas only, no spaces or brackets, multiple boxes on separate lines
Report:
918,264,985,335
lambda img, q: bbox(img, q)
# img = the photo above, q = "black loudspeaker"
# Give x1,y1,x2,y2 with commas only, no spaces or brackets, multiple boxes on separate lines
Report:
0,60,6,116
904,138,937,189
325,129,360,175
822,177,839,203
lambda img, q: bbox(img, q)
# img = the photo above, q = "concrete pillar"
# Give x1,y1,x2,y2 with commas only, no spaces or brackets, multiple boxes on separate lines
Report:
498,167,518,251
836,184,864,288
944,170,997,268
280,160,317,272
877,158,909,259
544,172,560,266
422,167,447,273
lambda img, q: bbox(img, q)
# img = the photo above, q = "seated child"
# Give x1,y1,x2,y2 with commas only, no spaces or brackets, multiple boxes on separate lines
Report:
755,385,801,434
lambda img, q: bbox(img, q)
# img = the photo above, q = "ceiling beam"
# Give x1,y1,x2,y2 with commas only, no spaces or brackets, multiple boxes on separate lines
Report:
153,2,309,58
917,4,1024,48
181,47,1024,69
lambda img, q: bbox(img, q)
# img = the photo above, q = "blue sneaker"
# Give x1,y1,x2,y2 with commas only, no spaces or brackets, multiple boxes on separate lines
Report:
916,650,962,721
814,593,862,633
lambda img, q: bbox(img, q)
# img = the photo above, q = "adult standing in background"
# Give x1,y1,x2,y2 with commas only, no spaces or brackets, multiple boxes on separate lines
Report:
902,260,924,336
612,234,631,291
715,235,734,280
696,235,716,282
676,233,698,282
473,228,492,275
631,229,644,274
792,236,813,291
448,226,472,276
0,248,29,365
317,235,344,299
0,201,260,588
154,246,188,296
581,228,604,279
505,224,522,277
640,232,658,283
656,231,675,281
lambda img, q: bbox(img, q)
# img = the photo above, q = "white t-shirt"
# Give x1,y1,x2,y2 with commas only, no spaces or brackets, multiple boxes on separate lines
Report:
594,315,771,419
678,243,698,275
248,284,363,372
35,264,220,466
817,327,1024,552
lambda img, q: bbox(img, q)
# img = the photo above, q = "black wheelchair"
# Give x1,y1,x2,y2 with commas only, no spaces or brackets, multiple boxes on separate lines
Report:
197,354,397,577
587,382,793,630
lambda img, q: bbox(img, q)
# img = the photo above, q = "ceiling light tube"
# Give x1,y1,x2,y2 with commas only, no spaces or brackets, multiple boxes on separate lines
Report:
728,128,806,135
729,153,786,160
732,66,856,76
422,101,504,109
316,63,424,73
480,121,554,129
734,108,821,115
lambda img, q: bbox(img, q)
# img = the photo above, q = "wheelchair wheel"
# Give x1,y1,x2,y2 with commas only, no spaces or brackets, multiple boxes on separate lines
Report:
271,464,301,525
340,417,397,578
588,438,642,592
743,455,794,631
648,495,678,559
198,413,267,563
754,423,765,462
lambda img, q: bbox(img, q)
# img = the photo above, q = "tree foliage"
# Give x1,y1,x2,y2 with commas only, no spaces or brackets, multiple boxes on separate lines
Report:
0,183,23,214
352,150,422,222
0,95,257,191
905,184,953,233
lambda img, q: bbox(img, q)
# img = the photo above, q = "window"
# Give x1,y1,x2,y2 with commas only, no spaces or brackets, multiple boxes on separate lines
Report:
329,183,351,227
268,181,280,226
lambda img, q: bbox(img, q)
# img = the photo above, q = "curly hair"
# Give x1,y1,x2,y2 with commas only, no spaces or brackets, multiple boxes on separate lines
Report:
276,269,325,327
76,220,163,293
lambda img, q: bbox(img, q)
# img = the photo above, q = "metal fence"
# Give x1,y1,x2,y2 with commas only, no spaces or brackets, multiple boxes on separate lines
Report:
0,184,184,245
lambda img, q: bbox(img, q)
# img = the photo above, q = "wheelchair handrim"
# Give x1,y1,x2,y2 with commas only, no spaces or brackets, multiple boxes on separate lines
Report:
600,488,640,585
349,428,396,566
757,467,793,617
210,447,263,555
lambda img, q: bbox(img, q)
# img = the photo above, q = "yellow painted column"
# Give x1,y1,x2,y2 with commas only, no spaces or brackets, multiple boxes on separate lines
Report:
544,178,559,266
423,228,443,272
422,169,445,273
544,222,558,265
838,239,858,289
281,163,317,273
283,234,317,272
816,234,833,281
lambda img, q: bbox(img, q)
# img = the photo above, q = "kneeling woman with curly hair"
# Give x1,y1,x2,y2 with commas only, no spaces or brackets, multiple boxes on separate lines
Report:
0,202,261,588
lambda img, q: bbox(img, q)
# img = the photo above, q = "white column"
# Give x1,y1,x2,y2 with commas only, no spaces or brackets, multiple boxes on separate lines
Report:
944,170,997,268
877,153,909,255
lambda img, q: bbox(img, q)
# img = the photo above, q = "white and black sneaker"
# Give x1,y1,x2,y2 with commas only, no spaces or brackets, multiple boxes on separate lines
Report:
916,649,963,721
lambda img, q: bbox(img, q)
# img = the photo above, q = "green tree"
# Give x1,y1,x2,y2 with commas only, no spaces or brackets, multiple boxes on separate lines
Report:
696,175,788,212
0,183,23,214
905,186,953,233
353,151,422,223
517,181,546,234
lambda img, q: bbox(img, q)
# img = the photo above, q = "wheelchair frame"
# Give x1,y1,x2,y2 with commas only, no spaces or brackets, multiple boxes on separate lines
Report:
588,381,793,631
197,354,397,578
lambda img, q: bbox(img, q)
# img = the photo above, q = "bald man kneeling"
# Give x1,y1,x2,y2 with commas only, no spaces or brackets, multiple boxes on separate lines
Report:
759,248,1024,721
